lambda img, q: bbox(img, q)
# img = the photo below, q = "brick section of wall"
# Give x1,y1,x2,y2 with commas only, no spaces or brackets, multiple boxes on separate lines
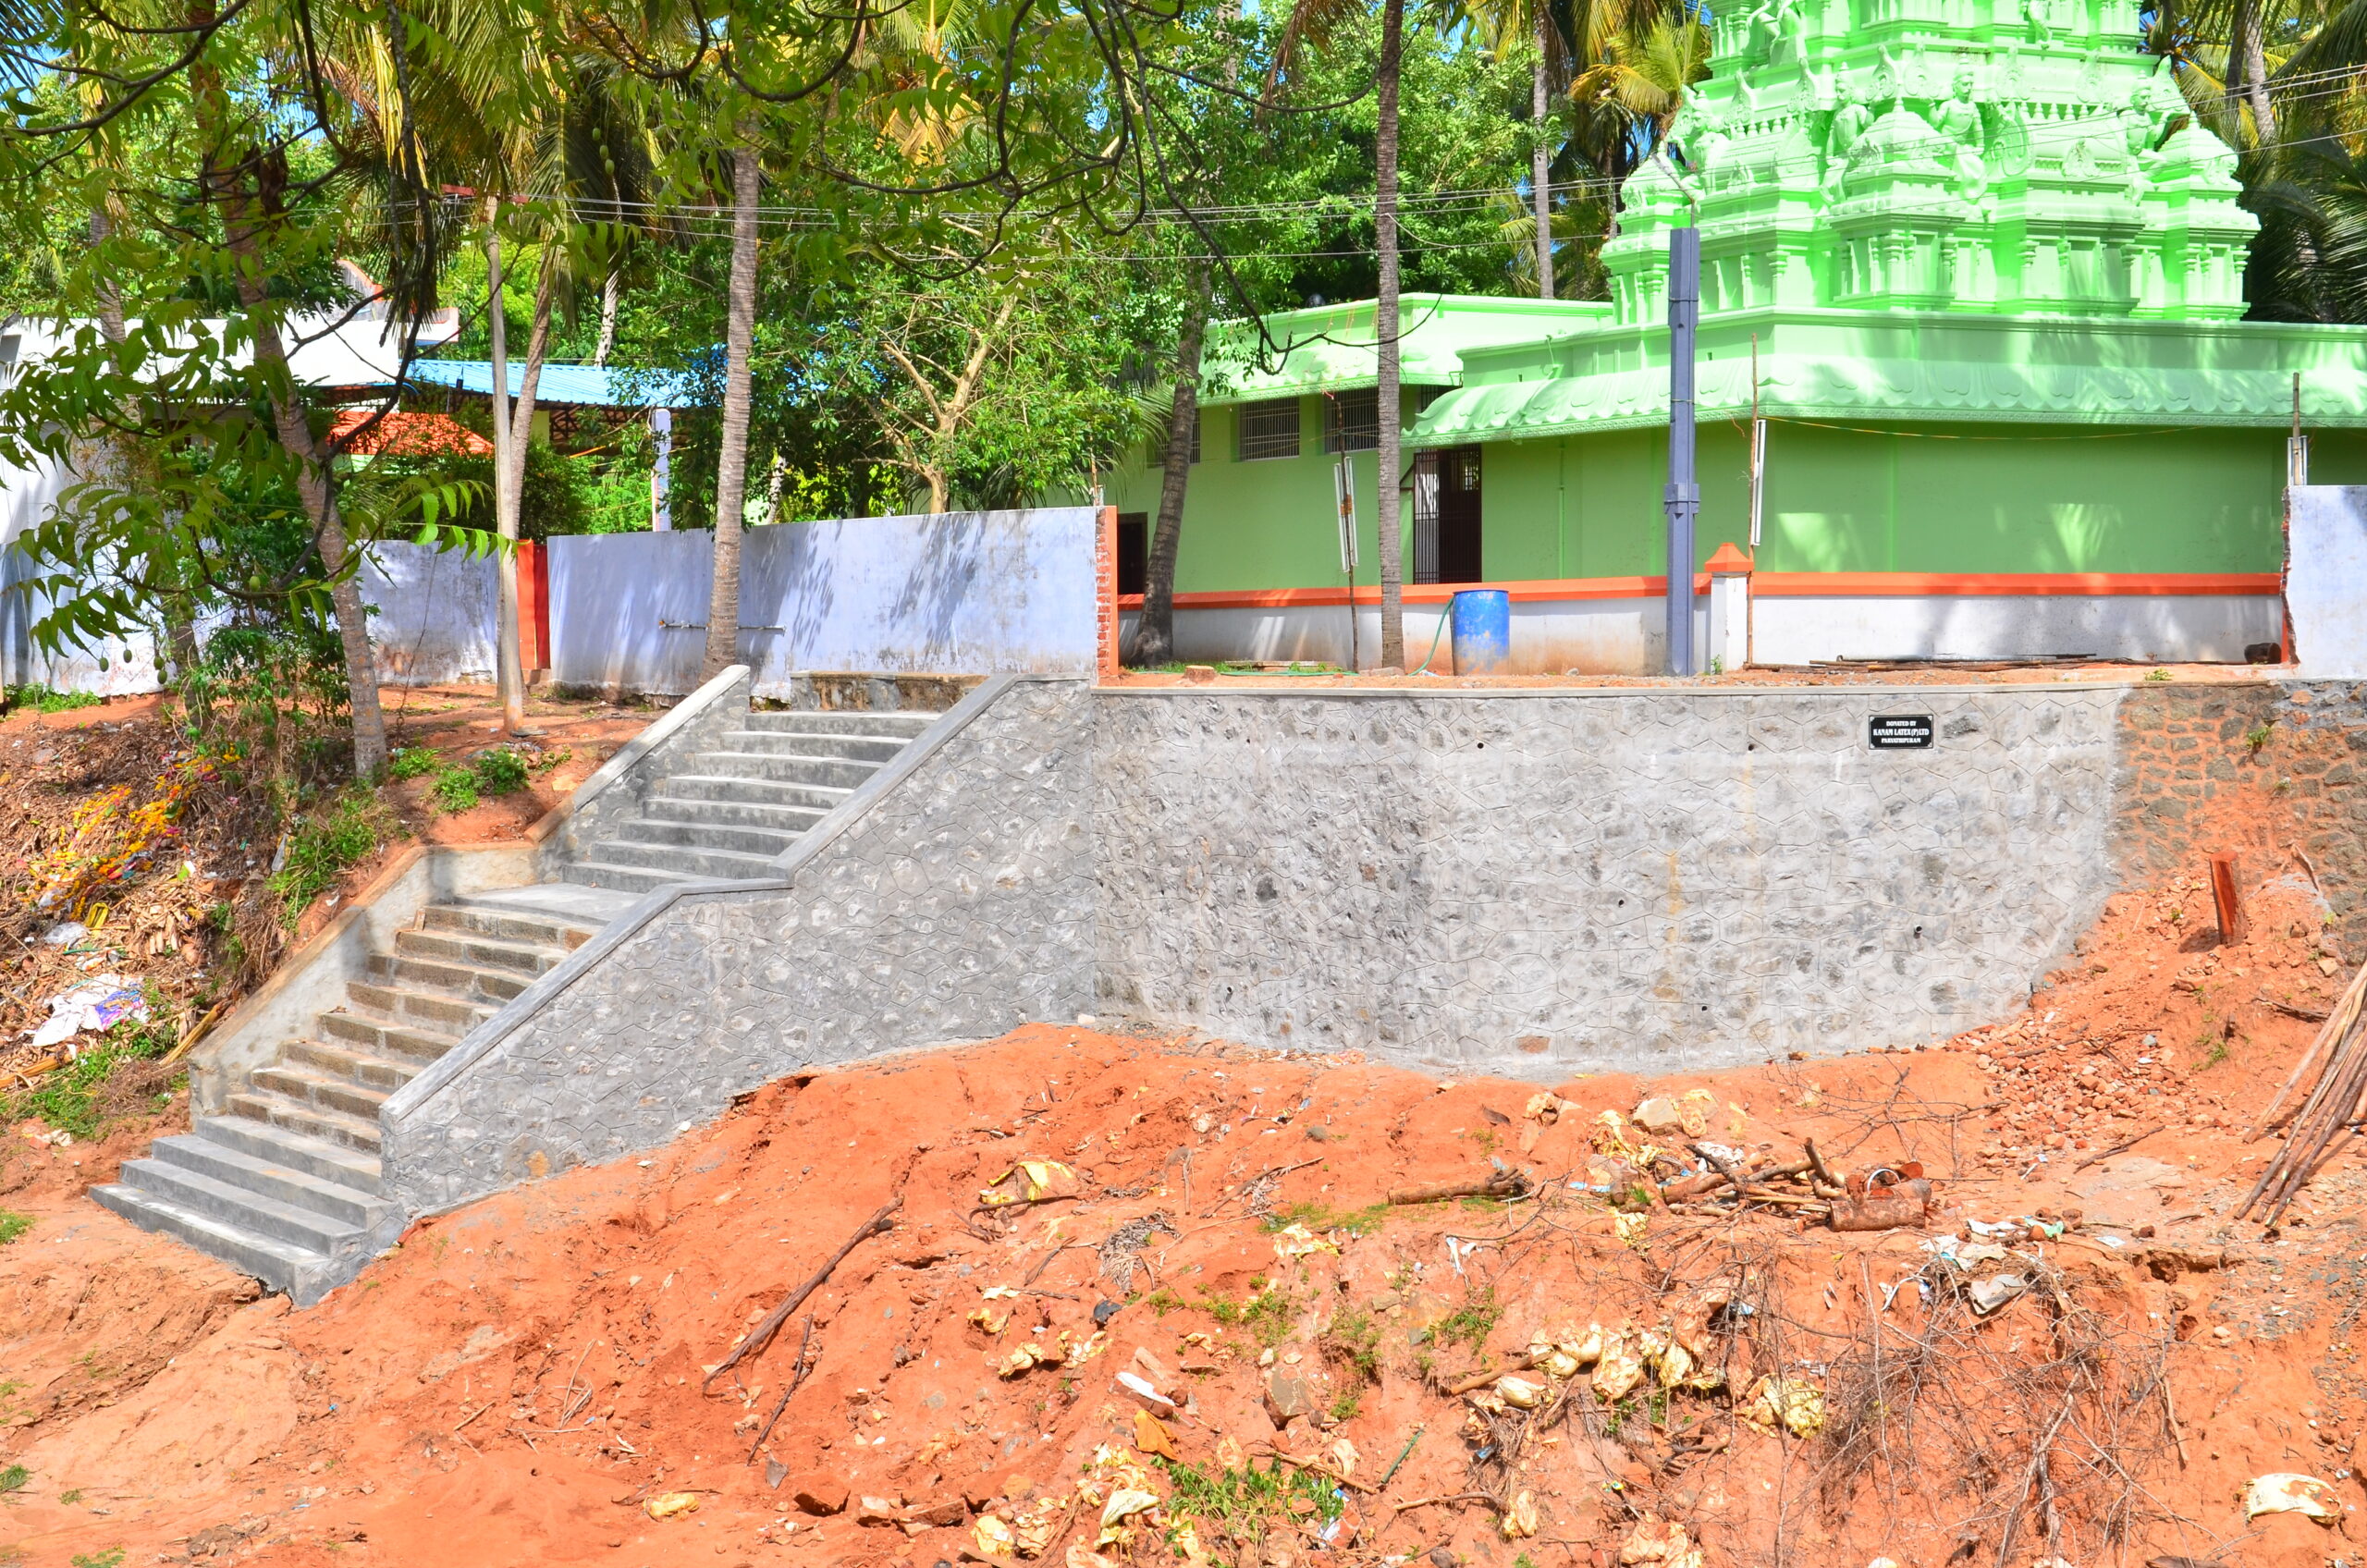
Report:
383,680,1098,1215
2114,680,2367,950
1096,505,1120,682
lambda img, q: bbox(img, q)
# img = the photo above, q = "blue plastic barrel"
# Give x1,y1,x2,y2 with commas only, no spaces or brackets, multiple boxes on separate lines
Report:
1450,588,1511,675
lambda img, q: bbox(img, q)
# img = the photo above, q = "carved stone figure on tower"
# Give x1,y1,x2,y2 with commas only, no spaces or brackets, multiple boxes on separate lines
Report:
1822,75,1873,193
1931,66,1990,199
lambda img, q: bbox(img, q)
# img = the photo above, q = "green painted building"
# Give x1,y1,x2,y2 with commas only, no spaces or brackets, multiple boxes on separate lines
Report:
1109,0,2367,670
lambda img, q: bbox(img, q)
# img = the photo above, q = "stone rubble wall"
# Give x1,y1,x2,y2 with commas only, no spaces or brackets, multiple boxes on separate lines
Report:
1093,687,2122,1077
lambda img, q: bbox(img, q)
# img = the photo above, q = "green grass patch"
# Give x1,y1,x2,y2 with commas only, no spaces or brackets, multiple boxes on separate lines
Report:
1320,1310,1382,1383
69,1550,125,1568
5,684,101,715
3,1014,181,1140
471,747,529,796
1201,1280,1298,1347
1158,1457,1341,1546
269,790,399,924
0,1211,31,1245
1260,1200,1388,1237
386,746,443,779
1433,1286,1502,1354
430,769,480,813
0,1464,26,1492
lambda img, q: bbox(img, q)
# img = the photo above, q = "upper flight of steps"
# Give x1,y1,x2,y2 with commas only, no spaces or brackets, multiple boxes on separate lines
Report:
561,707,938,892
89,886,631,1305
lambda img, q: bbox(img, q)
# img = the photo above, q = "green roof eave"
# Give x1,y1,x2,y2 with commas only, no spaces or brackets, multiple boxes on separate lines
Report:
1198,293,1615,406
1414,315,2367,446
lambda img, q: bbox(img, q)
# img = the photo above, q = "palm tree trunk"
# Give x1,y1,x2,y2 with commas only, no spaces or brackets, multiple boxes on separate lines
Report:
1373,0,1407,670
703,130,760,680
1136,261,1212,668
1532,7,1555,300
2232,0,2276,147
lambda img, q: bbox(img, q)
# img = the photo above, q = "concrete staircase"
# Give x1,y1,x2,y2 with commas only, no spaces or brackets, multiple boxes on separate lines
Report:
560,708,936,892
91,888,627,1305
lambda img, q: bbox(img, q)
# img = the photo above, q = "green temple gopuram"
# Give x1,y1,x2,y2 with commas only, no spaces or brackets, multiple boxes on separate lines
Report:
1107,0,2367,671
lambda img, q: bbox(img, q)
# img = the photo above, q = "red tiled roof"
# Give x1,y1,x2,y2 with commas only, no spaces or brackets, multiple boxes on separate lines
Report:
328,409,494,458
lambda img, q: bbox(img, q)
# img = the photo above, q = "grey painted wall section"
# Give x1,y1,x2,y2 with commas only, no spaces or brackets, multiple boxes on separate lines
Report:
547,507,1100,698
2289,485,2367,678
361,541,498,686
1092,687,2121,1075
380,677,1097,1213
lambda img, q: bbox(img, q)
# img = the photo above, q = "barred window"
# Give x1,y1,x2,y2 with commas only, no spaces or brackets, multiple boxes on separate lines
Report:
1234,398,1302,461
1324,390,1380,453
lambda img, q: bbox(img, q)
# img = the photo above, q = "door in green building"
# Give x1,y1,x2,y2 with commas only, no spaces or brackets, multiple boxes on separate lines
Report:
1436,445,1482,582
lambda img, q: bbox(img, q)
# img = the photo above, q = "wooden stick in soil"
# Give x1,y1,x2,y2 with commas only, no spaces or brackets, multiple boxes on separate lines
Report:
1388,1170,1527,1205
1803,1137,1843,1190
705,1194,901,1391
2250,1031,2367,1220
2073,1123,2165,1172
1445,1351,1539,1395
2247,957,2367,1141
743,1315,815,1463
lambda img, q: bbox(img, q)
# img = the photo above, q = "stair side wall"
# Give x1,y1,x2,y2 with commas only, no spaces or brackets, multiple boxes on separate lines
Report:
541,664,754,871
382,677,1097,1214
187,844,540,1114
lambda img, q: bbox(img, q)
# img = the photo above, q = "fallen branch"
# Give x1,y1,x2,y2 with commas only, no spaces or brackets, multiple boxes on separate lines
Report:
1388,1169,1529,1206
743,1316,816,1463
1392,1491,1497,1513
705,1194,901,1392
1445,1352,1539,1395
2074,1124,2165,1171
1269,1451,1378,1494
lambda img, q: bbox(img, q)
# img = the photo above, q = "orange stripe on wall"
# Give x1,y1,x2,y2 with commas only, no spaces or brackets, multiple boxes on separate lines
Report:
1117,572,2284,610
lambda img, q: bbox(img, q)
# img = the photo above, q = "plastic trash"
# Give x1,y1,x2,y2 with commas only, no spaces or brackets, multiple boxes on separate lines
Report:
2244,1472,2338,1522
28,974,145,1052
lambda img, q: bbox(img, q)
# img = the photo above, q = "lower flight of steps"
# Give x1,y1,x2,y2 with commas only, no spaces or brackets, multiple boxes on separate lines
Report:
90,884,635,1305
561,707,938,892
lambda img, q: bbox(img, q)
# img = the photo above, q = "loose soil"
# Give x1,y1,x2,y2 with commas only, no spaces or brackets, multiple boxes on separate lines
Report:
1,863,2363,1567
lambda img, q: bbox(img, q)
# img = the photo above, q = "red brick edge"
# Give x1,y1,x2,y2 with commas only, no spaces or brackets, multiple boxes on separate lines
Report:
1095,505,1120,681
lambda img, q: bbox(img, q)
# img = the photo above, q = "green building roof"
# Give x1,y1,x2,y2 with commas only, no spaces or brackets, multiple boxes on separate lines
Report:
1199,294,1609,406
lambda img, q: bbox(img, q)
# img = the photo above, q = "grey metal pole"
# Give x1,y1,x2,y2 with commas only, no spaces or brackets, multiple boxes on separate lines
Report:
1664,227,1699,677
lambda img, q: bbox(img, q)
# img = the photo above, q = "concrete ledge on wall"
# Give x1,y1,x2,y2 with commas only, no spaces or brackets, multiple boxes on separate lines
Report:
187,841,539,1114
754,671,986,713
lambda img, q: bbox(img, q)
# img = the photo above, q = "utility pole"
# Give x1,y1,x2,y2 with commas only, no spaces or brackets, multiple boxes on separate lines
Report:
1663,227,1700,677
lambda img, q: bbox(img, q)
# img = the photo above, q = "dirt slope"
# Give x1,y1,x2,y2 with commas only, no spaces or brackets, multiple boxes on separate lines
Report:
0,861,2361,1566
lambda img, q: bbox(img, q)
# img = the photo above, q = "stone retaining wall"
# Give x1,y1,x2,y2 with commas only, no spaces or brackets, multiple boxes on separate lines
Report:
383,674,2367,1213
1093,686,2122,1076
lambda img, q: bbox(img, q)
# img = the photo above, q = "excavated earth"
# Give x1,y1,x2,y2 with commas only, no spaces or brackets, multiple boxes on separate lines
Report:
2,868,2366,1566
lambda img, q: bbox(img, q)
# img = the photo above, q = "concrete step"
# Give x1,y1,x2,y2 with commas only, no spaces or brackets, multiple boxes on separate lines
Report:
655,774,852,813
586,839,782,879
283,1037,423,1092
115,1154,372,1254
318,1007,460,1065
90,1184,343,1304
640,793,828,835
192,1114,381,1194
227,1089,382,1153
717,729,908,763
347,978,495,1035
365,951,533,1003
743,709,936,737
393,925,569,975
245,1062,389,1124
685,751,882,790
611,815,800,857
148,1132,386,1225
419,900,601,950
563,858,693,895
